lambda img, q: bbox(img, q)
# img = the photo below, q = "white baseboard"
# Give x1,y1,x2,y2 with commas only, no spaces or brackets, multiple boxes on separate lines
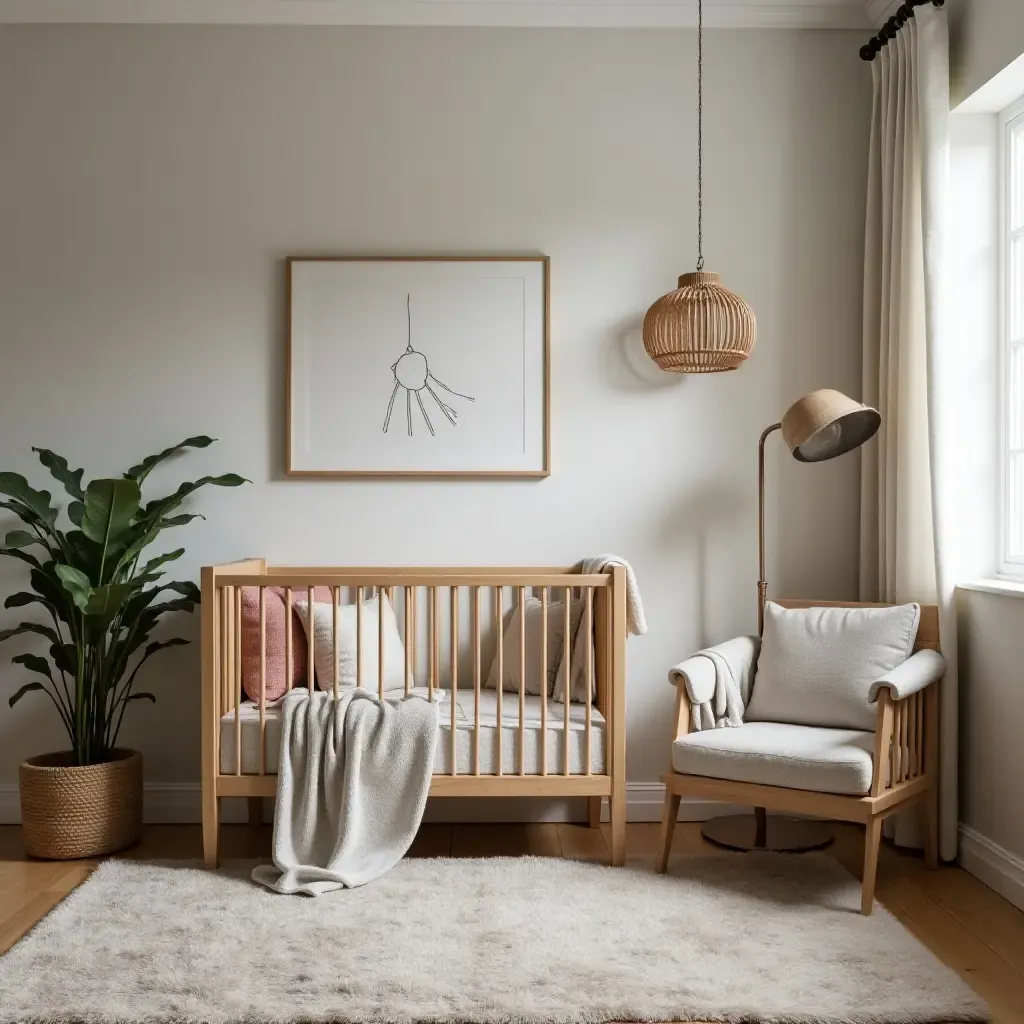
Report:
0,781,736,826
958,825,1024,913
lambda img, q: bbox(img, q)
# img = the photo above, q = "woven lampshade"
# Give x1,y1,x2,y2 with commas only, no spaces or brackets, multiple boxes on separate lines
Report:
780,389,881,462
642,271,757,373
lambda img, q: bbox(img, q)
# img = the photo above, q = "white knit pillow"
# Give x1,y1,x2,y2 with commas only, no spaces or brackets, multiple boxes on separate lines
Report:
744,601,920,731
293,594,410,694
485,596,570,696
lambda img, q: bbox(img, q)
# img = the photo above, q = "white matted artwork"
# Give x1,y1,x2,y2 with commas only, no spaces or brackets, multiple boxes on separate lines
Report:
287,256,550,478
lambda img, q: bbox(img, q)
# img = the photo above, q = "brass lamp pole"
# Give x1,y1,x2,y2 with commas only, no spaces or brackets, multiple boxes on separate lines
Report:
702,388,882,853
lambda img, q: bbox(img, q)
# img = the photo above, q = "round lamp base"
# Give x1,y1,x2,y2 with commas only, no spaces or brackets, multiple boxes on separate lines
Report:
701,813,834,853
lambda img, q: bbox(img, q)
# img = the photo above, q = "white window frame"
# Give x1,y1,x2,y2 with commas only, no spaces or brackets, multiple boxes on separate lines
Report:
999,95,1024,578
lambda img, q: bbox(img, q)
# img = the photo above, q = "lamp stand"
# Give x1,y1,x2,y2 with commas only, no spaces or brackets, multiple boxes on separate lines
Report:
698,420,835,855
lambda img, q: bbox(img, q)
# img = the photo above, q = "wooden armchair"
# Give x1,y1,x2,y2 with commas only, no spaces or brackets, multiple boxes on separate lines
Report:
656,601,942,914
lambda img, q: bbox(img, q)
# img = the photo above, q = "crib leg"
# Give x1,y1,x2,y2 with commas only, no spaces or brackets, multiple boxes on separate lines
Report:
609,792,626,866
203,793,220,869
588,796,602,828
248,796,263,827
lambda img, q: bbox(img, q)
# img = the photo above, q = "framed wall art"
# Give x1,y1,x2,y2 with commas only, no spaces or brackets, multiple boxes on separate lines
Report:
286,256,550,478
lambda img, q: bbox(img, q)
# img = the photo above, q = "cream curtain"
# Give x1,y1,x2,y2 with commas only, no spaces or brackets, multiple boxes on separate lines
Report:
860,4,958,861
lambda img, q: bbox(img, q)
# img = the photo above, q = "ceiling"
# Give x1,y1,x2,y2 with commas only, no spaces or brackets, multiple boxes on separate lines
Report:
0,0,883,29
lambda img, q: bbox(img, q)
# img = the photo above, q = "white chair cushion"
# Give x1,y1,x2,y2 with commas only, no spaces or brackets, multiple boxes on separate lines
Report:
671,722,875,796
744,601,920,731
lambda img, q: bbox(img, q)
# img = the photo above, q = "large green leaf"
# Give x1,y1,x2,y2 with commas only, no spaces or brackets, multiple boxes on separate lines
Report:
126,436,215,485
0,622,61,646
139,474,247,523
83,582,136,626
138,548,184,576
4,530,36,549
122,692,156,705
161,513,205,528
63,530,102,578
81,478,141,551
67,500,84,527
8,681,45,708
55,564,93,612
5,592,44,610
32,448,84,500
49,642,76,675
0,475,56,526
12,652,54,682
0,547,43,570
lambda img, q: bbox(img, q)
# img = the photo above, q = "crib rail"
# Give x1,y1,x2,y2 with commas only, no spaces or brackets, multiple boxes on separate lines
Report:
201,561,627,829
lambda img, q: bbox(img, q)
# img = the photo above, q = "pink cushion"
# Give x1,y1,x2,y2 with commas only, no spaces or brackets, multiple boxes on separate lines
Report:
240,586,331,703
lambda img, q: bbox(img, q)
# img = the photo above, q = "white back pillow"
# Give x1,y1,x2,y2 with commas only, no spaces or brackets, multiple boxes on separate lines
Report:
294,594,409,694
744,601,920,732
486,596,569,696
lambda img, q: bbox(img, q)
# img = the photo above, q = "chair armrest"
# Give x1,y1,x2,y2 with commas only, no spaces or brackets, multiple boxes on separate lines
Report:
668,635,760,706
868,649,945,702
668,656,717,705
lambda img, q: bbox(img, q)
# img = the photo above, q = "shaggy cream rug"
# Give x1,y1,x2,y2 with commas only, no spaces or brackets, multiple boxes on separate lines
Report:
0,854,987,1024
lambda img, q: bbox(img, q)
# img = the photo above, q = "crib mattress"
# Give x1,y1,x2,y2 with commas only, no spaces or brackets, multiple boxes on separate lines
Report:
218,688,607,776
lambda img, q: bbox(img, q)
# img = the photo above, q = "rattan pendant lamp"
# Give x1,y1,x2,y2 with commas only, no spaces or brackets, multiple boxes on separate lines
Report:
643,0,756,373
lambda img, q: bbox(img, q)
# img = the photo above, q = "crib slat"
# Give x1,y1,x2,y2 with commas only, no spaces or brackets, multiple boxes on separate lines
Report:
518,585,526,777
235,587,242,777
405,585,413,697
378,587,386,701
563,586,571,777
451,587,459,776
356,587,363,690
307,587,315,695
540,587,548,777
429,586,437,702
285,587,293,693
496,586,503,777
218,584,227,718
259,586,267,776
473,586,481,776
330,586,339,699
585,586,593,776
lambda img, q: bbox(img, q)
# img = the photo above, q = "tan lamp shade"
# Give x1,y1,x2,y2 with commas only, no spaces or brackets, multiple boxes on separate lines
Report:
643,271,757,373
780,389,881,463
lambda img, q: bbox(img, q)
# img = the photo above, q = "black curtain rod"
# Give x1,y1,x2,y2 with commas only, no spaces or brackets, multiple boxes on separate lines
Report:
860,0,944,62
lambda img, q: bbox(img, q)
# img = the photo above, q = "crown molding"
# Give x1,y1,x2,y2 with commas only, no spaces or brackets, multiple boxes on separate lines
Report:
0,0,873,30
864,0,901,26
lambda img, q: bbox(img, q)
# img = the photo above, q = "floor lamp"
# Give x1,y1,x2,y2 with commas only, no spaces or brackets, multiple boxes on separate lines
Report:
701,388,882,853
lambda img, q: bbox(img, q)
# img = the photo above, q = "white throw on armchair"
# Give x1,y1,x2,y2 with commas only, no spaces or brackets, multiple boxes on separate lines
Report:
656,600,945,914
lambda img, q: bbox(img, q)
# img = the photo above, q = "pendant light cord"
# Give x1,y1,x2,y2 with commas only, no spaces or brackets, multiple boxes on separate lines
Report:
696,0,704,272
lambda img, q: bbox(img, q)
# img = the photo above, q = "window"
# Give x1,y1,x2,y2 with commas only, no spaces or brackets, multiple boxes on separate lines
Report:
1000,98,1024,575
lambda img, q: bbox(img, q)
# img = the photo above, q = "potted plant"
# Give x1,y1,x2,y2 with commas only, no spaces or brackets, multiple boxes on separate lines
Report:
1,437,245,859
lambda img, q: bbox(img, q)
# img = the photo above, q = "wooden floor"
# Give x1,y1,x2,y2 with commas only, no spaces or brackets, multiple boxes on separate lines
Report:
1,820,1022,1021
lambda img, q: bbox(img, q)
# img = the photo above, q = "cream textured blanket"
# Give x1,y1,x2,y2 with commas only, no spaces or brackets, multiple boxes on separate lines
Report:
252,688,439,895
669,635,760,731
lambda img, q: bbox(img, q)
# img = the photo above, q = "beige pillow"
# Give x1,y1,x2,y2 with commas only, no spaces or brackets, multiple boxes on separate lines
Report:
486,596,569,696
744,601,920,731
293,594,410,693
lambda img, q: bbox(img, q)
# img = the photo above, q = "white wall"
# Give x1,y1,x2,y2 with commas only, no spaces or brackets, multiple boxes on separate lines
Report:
948,0,1024,107
0,25,872,815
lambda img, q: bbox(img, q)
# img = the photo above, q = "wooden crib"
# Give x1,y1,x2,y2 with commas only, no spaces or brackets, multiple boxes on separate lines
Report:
201,561,628,868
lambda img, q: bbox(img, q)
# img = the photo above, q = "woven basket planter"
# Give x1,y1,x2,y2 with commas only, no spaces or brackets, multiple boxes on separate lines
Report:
19,749,142,859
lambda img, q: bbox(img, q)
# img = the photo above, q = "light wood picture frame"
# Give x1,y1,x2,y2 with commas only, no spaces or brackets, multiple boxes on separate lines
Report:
286,256,550,479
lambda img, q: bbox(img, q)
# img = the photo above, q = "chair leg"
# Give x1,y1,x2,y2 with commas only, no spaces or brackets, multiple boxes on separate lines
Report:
202,793,220,869
609,791,626,866
922,785,939,870
657,787,682,873
861,817,883,915
248,796,263,827
588,796,602,829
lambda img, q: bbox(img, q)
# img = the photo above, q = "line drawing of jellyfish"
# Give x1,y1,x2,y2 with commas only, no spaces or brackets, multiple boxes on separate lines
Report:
383,294,475,436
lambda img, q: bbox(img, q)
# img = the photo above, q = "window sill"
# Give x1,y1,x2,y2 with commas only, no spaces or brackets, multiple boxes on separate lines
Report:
957,579,1024,599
